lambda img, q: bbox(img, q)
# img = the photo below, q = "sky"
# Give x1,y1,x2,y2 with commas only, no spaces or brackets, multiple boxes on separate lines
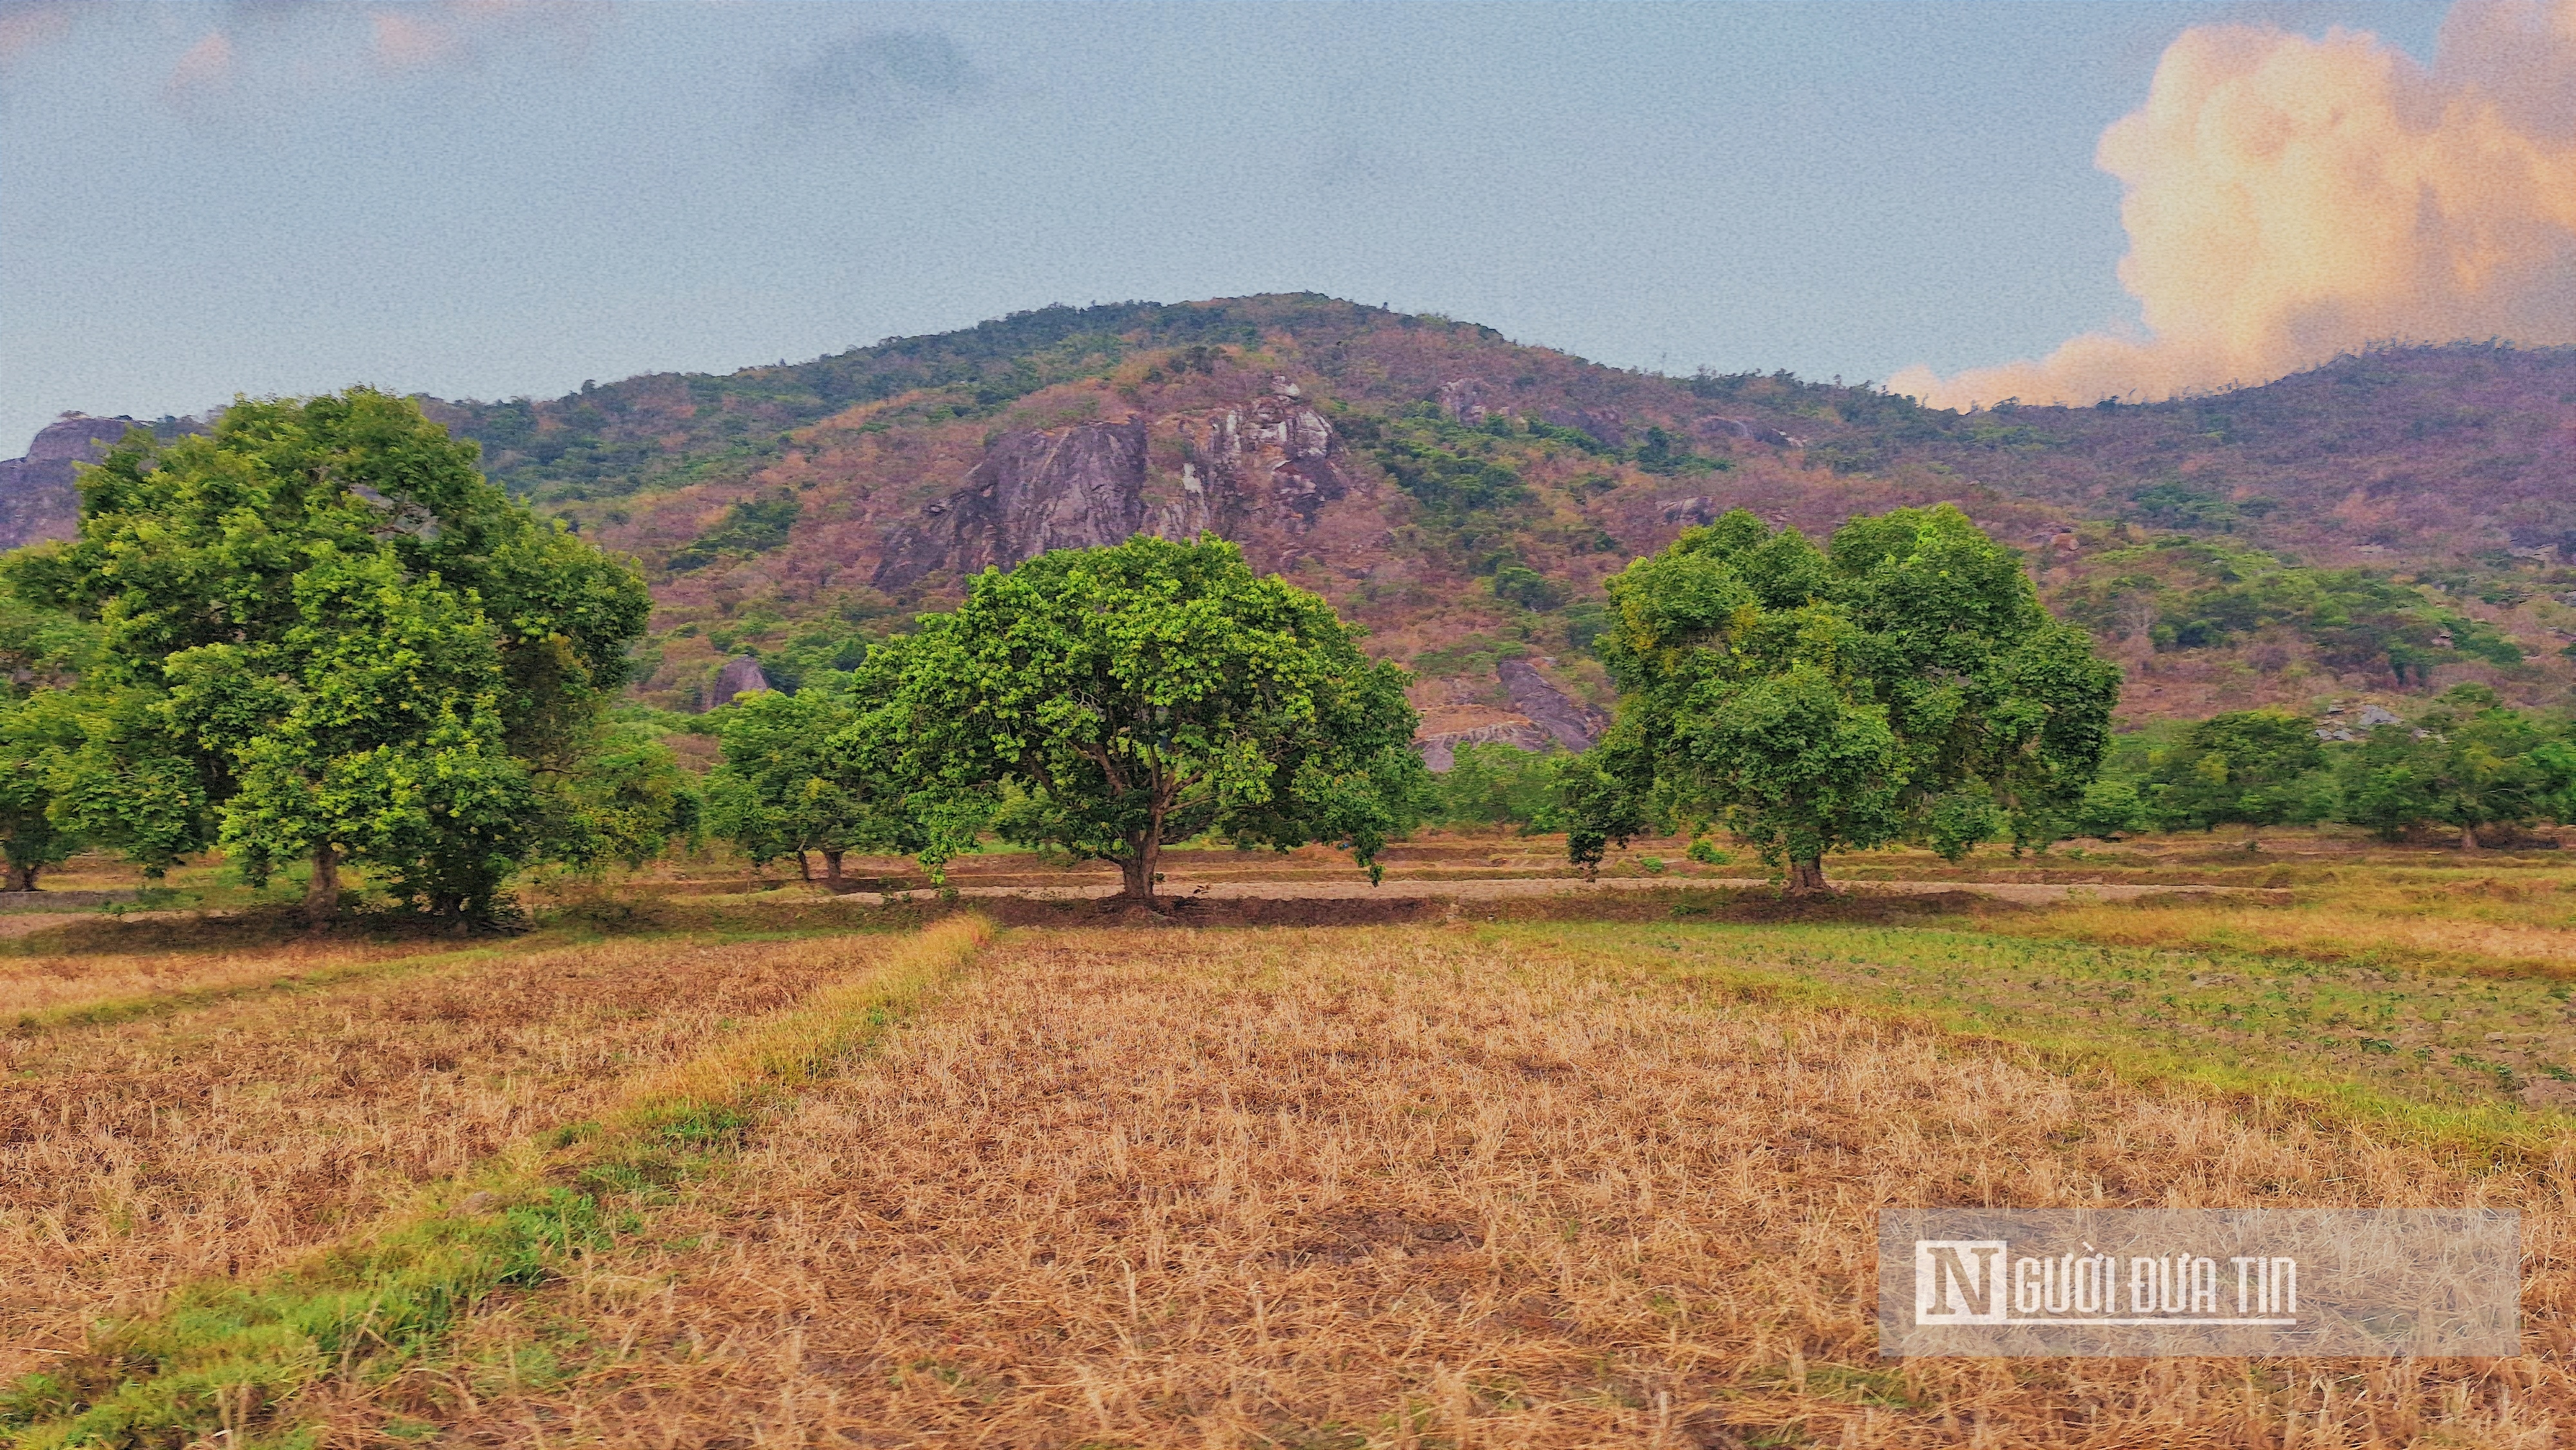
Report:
0,0,2468,451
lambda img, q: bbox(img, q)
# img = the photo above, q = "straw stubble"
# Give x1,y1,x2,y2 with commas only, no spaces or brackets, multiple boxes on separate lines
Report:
412,925,2573,1447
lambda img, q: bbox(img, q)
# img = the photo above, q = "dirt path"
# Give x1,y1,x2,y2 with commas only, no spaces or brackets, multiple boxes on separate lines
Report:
849,875,2286,906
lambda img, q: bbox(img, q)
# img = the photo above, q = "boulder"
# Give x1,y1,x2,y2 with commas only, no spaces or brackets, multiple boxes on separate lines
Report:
874,395,1358,591
1695,415,1797,447
1435,377,1490,423
1498,659,1605,752
1414,719,1549,772
1541,406,1625,449
1169,393,1349,536
713,655,770,704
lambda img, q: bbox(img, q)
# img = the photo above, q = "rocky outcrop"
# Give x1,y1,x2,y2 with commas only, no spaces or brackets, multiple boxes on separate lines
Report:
1416,719,1549,772
1163,382,1349,538
1696,415,1799,447
713,655,771,704
1499,659,1605,751
874,418,1153,588
0,414,142,549
1661,496,1723,527
1435,377,1492,423
875,381,1352,589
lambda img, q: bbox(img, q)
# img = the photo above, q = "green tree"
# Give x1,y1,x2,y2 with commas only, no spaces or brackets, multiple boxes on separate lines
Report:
2338,687,2547,848
866,535,1425,906
6,388,653,922
541,721,703,876
705,681,954,888
1575,505,2119,892
2141,708,2333,829
0,594,98,892
1432,742,1570,829
0,691,85,890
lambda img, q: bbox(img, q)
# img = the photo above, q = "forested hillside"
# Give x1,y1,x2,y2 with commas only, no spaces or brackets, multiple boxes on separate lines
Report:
385,295,2576,726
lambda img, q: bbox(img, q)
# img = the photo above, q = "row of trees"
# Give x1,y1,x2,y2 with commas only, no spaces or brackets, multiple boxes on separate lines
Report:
2079,687,2576,846
4,390,2128,907
703,505,2126,897
0,391,694,918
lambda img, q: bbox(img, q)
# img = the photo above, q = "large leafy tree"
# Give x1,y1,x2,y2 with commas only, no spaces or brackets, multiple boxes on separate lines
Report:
0,595,98,891
0,691,85,891
864,535,1426,906
1577,505,2119,891
705,680,960,888
5,388,655,921
2340,686,2549,848
2141,708,2332,829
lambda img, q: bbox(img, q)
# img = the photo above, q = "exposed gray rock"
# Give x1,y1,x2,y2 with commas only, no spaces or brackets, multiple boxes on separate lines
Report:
1695,415,1796,447
1499,659,1605,751
1415,719,1549,772
1435,377,1490,423
874,396,1352,590
0,414,144,549
713,655,771,704
875,418,1153,588
1172,392,1347,534
1661,496,1721,527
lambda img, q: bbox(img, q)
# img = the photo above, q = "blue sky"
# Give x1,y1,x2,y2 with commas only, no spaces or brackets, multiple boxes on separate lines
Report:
0,1,2446,450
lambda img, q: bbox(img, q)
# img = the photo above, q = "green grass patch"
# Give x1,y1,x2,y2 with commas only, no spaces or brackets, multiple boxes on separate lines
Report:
1511,920,2576,1160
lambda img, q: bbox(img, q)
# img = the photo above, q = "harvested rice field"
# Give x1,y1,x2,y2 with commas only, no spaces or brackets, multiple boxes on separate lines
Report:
5,887,2574,1448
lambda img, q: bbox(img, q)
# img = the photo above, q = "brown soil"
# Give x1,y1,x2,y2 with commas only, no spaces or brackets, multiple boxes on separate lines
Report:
967,885,2014,930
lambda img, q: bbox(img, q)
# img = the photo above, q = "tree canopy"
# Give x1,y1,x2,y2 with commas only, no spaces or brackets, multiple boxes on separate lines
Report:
2340,685,2552,847
4,387,665,921
858,535,1425,905
703,679,973,889
2134,708,2333,830
1576,505,2120,890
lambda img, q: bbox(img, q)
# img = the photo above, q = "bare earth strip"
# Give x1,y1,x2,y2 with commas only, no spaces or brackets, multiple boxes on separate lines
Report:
409,925,2568,1449
0,932,902,1379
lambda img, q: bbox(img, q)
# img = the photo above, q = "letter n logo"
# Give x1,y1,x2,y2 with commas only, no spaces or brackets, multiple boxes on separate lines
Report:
1916,1239,2007,1324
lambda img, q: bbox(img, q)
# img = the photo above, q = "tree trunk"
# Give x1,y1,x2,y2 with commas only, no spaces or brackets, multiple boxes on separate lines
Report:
1119,832,1161,905
4,862,33,892
2459,823,2480,852
1785,856,1829,896
795,850,812,882
304,843,341,927
822,849,845,891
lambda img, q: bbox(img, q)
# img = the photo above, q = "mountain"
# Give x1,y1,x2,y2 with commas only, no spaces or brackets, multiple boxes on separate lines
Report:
16,296,2576,731
0,414,149,551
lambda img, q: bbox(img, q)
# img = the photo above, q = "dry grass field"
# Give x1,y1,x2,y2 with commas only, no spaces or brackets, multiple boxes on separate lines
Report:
0,923,933,1387
5,842,2576,1448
